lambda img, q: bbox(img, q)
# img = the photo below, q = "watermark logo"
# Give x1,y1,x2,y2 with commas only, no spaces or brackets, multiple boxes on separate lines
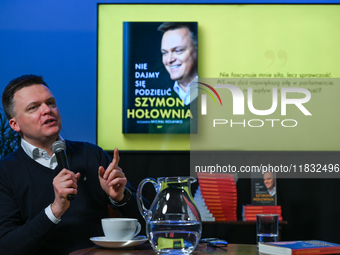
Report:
197,82,222,115
197,79,312,128
201,84,311,116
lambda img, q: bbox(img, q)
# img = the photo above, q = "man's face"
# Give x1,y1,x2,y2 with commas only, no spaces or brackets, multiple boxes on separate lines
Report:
9,84,61,147
161,27,197,87
263,172,275,190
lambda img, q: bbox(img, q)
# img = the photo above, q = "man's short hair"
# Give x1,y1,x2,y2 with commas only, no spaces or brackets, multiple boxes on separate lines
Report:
158,22,197,50
2,74,48,120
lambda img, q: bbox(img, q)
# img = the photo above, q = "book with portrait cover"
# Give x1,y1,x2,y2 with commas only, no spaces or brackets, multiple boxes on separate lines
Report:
251,171,277,206
122,22,198,134
258,240,340,255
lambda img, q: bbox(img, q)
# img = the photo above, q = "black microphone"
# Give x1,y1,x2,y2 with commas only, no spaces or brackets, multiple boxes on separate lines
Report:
52,141,75,200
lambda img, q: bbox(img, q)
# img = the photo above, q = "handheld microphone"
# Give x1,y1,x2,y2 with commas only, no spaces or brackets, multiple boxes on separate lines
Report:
52,141,75,200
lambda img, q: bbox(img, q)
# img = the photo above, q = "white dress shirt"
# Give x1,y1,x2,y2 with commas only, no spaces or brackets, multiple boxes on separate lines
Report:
173,77,198,105
21,137,62,224
268,187,276,197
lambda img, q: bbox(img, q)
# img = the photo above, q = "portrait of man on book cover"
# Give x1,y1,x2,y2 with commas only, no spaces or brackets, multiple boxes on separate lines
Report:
263,171,276,197
251,171,277,205
158,22,198,106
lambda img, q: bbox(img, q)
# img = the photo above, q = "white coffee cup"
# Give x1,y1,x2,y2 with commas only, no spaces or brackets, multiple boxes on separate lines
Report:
101,218,141,241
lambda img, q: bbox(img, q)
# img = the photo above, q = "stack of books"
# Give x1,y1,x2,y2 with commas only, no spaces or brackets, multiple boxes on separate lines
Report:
194,173,237,221
193,187,215,221
242,205,282,221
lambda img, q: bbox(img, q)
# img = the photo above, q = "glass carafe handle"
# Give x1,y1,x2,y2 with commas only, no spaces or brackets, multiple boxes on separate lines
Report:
137,178,158,221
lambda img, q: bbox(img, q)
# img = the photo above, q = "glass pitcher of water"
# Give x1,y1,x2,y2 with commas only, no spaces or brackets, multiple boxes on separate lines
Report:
137,176,202,254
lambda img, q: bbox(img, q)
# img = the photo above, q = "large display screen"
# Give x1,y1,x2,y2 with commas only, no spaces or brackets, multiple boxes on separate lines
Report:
97,4,340,151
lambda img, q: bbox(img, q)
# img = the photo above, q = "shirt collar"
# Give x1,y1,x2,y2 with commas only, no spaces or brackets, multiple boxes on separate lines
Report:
268,187,276,196
173,76,198,105
21,135,64,160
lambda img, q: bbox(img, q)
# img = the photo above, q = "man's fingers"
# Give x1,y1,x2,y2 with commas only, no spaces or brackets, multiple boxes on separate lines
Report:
103,163,122,179
54,170,80,198
106,170,125,185
102,148,122,179
112,148,120,166
98,166,105,179
59,169,78,179
102,163,113,179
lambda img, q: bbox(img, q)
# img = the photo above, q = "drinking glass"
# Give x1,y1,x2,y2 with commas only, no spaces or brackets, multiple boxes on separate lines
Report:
256,214,279,243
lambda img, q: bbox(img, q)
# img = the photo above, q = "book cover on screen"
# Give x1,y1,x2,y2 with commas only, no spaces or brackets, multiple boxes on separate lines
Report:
122,22,198,134
251,171,277,206
258,240,340,255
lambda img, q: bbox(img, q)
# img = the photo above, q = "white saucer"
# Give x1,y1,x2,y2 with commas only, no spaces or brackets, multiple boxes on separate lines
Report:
90,235,147,248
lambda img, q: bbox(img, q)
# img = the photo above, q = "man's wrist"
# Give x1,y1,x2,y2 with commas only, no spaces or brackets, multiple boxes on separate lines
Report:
45,204,61,224
109,188,132,207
